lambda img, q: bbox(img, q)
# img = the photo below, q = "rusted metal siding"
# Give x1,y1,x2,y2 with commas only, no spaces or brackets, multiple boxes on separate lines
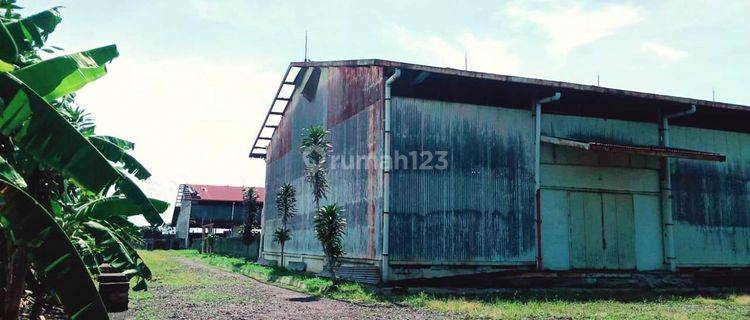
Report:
388,97,536,264
670,126,750,266
262,66,384,263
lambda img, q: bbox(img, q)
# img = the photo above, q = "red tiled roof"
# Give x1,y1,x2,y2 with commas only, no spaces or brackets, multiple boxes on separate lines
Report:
185,184,265,203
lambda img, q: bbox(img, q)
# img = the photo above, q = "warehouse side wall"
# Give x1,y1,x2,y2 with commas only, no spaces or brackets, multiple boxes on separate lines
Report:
670,126,750,266
388,97,536,269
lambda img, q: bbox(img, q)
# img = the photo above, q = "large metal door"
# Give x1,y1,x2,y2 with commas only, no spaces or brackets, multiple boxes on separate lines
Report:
569,192,635,269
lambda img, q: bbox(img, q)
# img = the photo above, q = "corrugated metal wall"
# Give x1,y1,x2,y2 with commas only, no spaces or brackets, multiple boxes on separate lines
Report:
671,126,750,266
388,97,536,265
539,114,664,271
540,113,750,268
262,66,384,263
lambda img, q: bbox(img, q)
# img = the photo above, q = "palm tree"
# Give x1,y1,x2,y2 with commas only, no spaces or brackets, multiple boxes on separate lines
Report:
300,125,331,210
274,183,296,266
241,187,262,260
300,126,347,284
314,204,346,285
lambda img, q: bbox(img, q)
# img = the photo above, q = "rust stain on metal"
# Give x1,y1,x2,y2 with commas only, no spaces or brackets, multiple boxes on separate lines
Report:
327,66,383,128
366,98,382,259
266,111,292,163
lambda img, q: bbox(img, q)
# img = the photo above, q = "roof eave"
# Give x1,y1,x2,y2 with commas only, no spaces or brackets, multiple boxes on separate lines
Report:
289,59,749,112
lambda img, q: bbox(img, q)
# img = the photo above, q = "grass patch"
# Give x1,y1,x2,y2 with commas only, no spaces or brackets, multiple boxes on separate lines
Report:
169,249,379,304
400,291,750,319
142,250,750,319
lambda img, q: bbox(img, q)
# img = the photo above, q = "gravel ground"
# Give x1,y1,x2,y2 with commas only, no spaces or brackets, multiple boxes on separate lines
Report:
111,256,454,320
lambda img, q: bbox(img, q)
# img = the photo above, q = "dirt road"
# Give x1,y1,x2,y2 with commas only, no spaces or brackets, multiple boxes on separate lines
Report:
111,254,452,320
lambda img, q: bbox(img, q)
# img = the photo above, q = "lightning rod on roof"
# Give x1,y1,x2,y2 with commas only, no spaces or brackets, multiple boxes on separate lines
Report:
464,50,468,71
304,30,308,62
713,87,716,102
597,72,600,86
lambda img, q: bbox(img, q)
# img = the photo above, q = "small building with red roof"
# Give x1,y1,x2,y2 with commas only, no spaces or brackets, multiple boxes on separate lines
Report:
171,183,264,248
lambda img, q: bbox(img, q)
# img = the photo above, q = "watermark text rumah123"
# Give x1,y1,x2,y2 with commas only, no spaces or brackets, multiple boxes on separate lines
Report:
323,150,449,171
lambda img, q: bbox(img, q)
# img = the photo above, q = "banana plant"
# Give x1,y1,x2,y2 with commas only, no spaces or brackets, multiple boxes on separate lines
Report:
12,44,118,101
0,178,108,319
0,5,166,319
72,194,167,288
3,7,61,57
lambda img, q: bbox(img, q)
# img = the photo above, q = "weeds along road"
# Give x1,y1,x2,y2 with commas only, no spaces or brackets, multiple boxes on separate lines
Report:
110,251,452,320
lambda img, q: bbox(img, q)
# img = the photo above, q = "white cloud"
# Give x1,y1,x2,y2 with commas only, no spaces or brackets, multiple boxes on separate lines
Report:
75,56,280,225
641,41,688,61
390,25,521,74
503,2,644,56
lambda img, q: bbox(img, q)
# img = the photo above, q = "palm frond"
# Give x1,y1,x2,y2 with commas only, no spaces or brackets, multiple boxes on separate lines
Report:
314,204,346,261
272,227,292,244
275,183,297,224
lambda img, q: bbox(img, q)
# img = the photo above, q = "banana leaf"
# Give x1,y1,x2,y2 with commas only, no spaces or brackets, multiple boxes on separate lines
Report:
0,74,164,225
78,196,168,219
83,221,134,272
84,220,151,290
3,7,62,54
74,236,101,274
89,135,151,180
0,59,13,72
93,135,134,150
104,215,145,247
113,229,152,291
12,45,118,101
0,155,25,187
0,179,109,319
114,175,165,225
0,22,18,66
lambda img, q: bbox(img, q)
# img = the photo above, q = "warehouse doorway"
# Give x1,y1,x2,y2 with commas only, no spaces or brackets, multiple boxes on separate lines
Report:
568,192,636,270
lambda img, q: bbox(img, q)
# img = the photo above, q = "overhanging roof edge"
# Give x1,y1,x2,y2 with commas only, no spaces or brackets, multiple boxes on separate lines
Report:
290,59,749,112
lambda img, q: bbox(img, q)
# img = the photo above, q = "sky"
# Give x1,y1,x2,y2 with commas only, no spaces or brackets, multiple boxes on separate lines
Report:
19,0,750,224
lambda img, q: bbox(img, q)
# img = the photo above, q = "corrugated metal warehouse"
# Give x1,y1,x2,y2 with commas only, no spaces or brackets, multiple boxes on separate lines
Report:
250,59,750,286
